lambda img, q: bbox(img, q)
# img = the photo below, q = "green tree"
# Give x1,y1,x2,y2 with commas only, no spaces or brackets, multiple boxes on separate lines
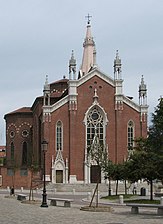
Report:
148,97,163,154
102,159,114,196
148,97,163,183
112,163,125,195
126,135,162,200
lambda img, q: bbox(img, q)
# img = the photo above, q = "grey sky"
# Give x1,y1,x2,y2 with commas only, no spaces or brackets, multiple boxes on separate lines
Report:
0,0,163,144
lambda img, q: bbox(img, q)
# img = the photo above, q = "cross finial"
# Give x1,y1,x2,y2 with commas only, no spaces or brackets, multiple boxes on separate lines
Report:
85,13,92,25
45,74,48,85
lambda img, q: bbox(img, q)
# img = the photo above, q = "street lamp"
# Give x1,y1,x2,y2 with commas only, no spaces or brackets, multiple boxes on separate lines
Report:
108,176,112,196
41,140,48,208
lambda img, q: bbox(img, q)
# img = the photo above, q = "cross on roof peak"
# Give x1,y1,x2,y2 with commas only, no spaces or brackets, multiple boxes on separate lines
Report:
85,13,92,25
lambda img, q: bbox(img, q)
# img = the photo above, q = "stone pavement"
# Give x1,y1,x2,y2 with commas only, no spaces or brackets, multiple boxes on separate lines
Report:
0,193,163,224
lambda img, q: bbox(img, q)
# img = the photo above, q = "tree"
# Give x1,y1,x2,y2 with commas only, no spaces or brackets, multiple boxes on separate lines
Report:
127,97,163,200
102,159,114,196
87,129,108,207
148,97,163,155
126,148,159,200
112,163,124,195
148,97,163,183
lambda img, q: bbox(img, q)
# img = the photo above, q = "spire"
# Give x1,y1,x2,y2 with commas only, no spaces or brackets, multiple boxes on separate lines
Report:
114,50,122,80
69,50,76,80
80,14,96,78
139,75,147,105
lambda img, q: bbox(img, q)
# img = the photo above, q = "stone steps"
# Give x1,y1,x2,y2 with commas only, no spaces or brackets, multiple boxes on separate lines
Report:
46,181,150,194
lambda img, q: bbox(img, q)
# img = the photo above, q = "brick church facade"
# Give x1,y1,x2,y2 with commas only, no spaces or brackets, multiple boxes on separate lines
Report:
2,20,148,188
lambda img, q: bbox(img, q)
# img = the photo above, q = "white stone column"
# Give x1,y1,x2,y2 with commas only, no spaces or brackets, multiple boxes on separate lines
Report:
84,161,88,184
65,158,68,184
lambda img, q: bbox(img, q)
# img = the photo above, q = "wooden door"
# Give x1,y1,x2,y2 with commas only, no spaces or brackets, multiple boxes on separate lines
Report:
56,170,63,183
90,165,101,183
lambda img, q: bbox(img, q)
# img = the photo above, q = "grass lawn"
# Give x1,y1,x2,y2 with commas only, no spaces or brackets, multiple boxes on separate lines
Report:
101,194,134,200
101,194,160,204
124,199,160,204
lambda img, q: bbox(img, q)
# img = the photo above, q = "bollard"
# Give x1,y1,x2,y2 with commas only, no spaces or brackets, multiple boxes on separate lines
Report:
92,189,94,196
87,192,91,201
21,187,23,192
160,197,163,205
7,186,10,192
97,190,100,202
119,195,124,204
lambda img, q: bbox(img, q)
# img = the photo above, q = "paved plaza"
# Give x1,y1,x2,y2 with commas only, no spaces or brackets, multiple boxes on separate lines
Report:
0,191,163,224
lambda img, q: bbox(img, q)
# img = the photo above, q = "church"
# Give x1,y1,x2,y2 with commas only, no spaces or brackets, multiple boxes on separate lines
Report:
2,19,148,188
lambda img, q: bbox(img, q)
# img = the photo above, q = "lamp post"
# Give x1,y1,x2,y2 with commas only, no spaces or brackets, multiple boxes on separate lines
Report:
41,140,48,208
108,176,112,196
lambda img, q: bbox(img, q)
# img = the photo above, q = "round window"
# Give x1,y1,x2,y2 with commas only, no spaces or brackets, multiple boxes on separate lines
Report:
22,130,29,137
10,131,15,138
92,112,99,121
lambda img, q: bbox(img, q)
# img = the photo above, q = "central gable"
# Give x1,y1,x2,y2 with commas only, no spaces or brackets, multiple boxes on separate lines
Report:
77,67,115,88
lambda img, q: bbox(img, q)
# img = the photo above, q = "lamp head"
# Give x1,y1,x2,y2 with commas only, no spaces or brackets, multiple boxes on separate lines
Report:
41,140,48,152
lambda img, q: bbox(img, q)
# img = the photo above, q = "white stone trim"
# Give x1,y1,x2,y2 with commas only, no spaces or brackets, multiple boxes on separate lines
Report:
51,151,66,184
69,175,77,184
50,96,69,113
78,68,115,87
123,95,140,112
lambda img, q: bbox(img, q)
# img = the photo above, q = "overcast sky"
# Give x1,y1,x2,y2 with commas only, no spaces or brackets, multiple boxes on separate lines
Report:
0,0,163,144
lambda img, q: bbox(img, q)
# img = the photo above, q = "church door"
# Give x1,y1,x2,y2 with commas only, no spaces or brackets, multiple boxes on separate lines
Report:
90,165,101,183
56,170,63,183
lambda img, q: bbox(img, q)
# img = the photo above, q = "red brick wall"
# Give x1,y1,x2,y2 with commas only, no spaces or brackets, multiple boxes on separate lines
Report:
5,114,33,167
0,167,32,188
43,75,148,182
3,75,148,187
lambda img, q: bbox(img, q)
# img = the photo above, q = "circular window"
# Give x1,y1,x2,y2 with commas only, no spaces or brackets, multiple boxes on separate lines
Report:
10,131,15,138
92,112,99,121
22,130,29,138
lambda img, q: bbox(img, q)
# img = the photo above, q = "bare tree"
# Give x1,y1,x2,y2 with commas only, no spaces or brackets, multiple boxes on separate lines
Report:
87,127,108,207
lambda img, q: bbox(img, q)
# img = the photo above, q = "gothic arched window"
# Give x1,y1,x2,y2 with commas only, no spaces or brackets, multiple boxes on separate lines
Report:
11,142,14,160
22,142,28,165
128,120,134,150
56,121,63,150
87,106,105,150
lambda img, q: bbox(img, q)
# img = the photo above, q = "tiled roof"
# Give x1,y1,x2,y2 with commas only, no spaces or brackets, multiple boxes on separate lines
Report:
0,146,6,157
50,78,69,85
50,91,63,98
0,146,5,150
5,107,32,116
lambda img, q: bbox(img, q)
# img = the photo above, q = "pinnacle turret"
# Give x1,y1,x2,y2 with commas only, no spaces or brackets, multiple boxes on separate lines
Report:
69,50,76,80
114,50,122,80
43,75,50,106
139,75,147,105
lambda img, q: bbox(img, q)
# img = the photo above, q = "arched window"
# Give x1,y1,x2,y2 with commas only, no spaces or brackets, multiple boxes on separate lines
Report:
87,106,104,150
128,120,134,150
56,121,63,150
11,142,14,160
22,142,28,165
